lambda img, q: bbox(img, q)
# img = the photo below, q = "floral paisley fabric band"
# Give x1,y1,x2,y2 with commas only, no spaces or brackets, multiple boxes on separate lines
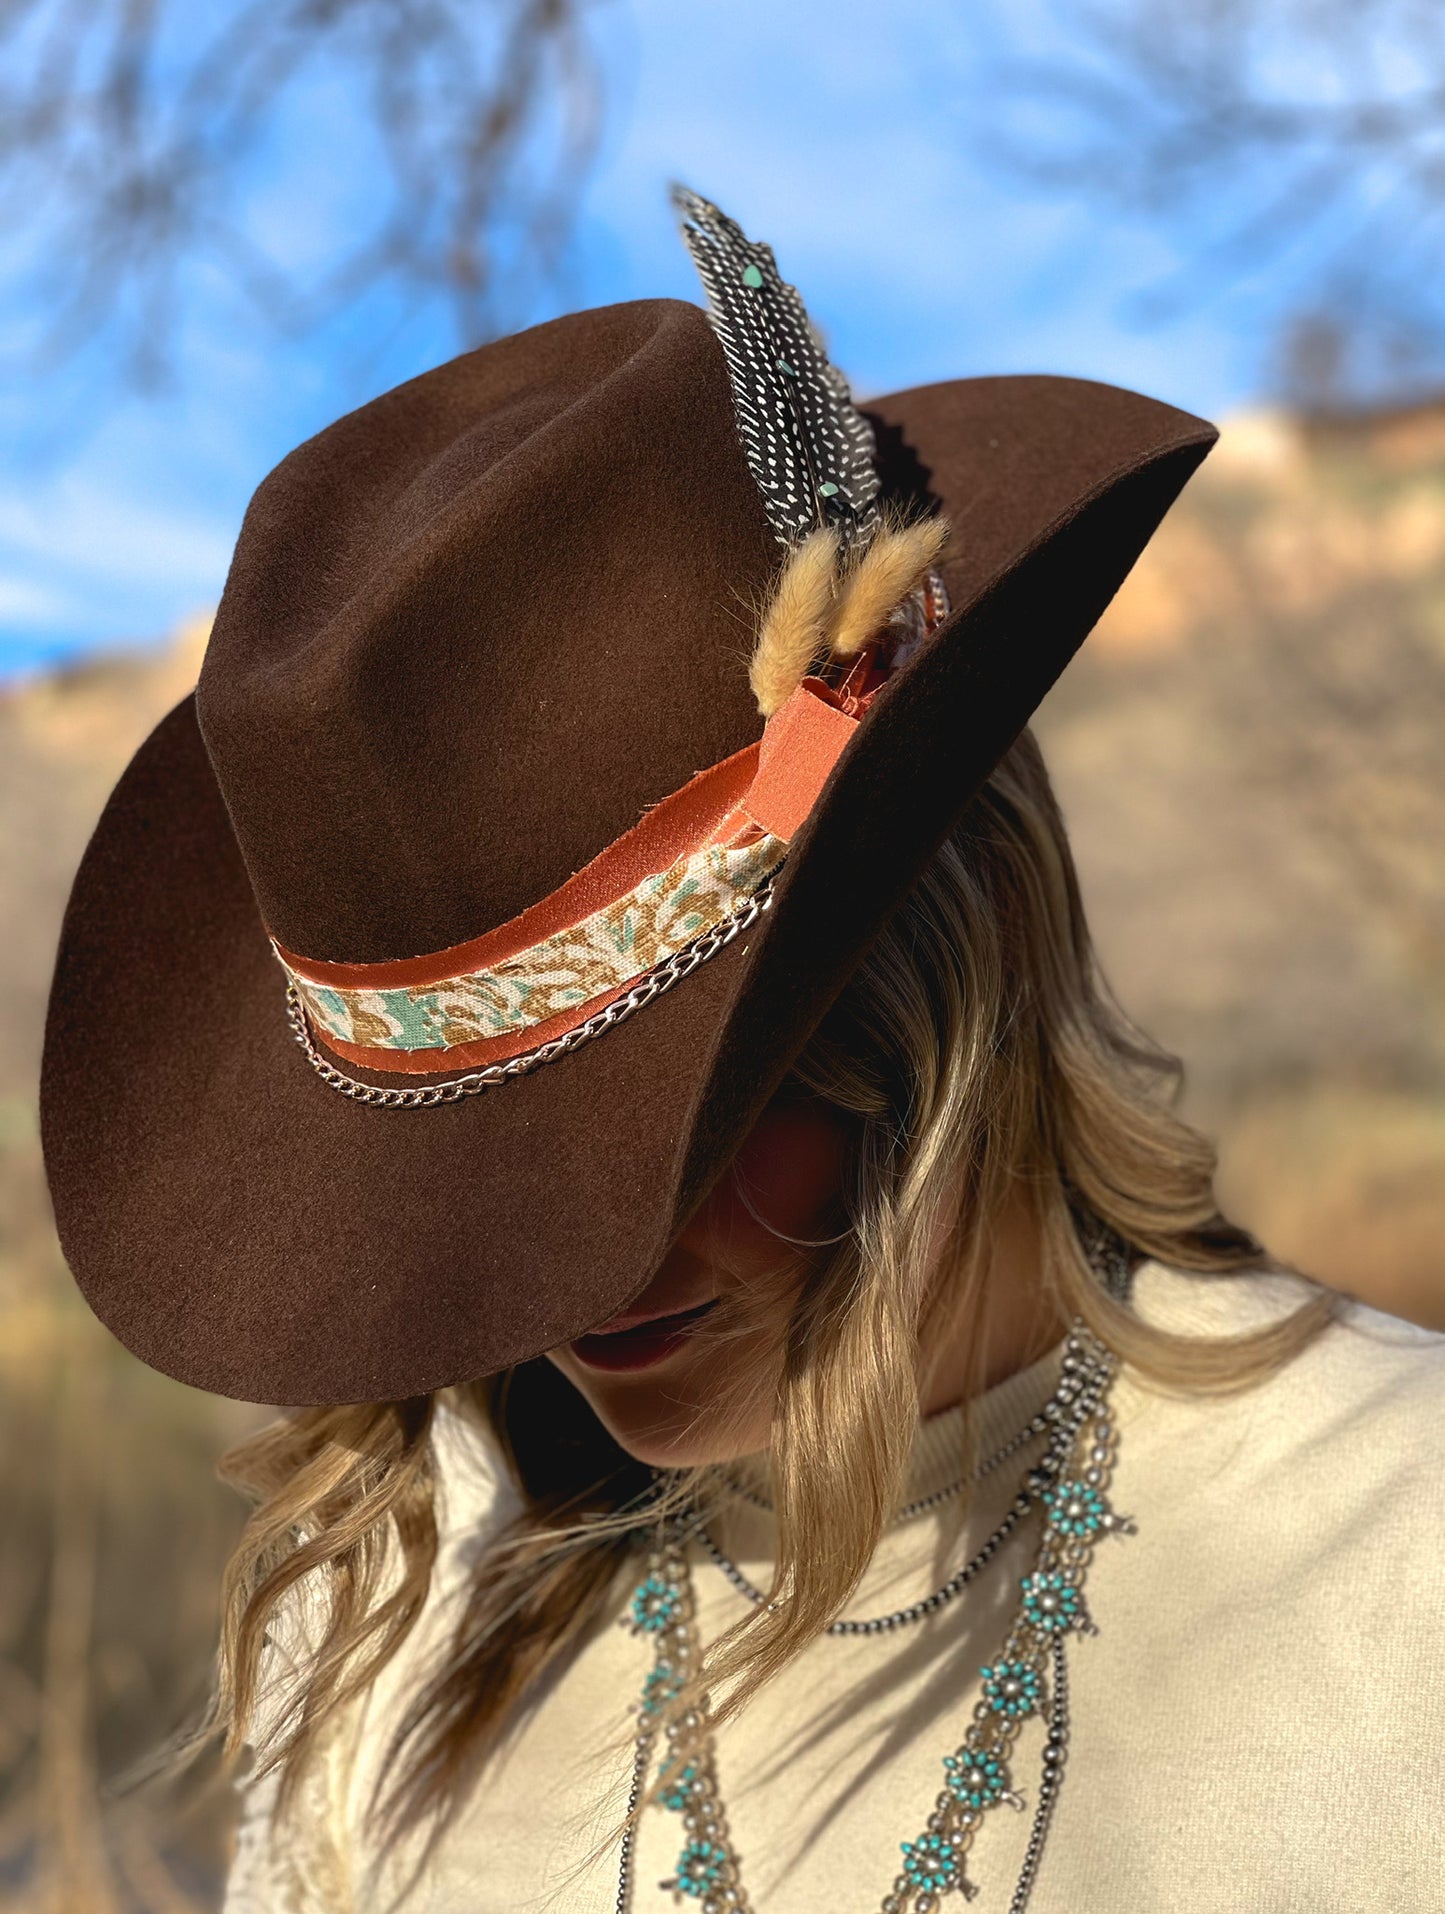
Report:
272,671,875,1077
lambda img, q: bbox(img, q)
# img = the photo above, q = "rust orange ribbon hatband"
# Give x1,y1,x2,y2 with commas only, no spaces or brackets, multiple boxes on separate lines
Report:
272,674,873,1077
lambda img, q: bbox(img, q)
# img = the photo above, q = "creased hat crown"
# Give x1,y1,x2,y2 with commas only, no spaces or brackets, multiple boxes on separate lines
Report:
198,298,781,963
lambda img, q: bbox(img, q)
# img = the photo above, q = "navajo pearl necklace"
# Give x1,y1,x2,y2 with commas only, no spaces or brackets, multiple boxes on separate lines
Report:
617,1321,1132,1911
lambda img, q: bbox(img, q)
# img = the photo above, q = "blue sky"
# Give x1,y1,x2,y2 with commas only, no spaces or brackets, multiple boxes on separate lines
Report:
0,1,1314,679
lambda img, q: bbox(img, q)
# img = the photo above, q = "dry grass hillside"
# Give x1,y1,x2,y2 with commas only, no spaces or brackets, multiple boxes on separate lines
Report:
1038,405,1445,1320
1,409,1442,1910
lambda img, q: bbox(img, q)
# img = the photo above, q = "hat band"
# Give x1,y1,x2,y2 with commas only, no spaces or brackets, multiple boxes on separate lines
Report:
272,671,873,1078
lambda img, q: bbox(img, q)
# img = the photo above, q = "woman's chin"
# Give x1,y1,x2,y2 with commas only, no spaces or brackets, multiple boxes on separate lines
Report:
547,1352,771,1469
604,1416,772,1471
545,1286,791,1467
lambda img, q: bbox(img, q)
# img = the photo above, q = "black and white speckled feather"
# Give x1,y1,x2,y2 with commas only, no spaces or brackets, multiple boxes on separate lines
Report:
671,183,882,555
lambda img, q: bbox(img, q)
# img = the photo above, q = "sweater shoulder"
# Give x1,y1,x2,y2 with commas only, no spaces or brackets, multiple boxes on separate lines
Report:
1130,1255,1445,1371
430,1391,520,1561
1124,1258,1445,1491
224,1398,518,1912
242,1395,514,1748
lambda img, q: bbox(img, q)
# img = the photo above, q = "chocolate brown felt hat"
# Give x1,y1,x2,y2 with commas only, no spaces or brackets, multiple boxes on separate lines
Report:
41,191,1217,1405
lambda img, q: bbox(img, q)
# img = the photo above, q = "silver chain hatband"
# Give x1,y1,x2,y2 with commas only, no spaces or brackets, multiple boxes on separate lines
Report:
284,878,777,1109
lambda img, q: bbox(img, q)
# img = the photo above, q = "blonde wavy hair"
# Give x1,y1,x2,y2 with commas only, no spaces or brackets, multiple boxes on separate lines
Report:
203,721,1340,1858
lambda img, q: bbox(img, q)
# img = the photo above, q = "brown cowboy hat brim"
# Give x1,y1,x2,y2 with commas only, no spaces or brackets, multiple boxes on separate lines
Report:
41,371,1214,1405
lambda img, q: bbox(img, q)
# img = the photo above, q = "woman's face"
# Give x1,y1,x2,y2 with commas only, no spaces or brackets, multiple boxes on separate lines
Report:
543,1086,853,1468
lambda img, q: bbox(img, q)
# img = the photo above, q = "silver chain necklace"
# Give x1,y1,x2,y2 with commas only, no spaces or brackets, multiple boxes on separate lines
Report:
615,1318,1133,1910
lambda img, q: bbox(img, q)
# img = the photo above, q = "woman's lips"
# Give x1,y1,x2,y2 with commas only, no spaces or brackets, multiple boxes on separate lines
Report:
569,1297,720,1373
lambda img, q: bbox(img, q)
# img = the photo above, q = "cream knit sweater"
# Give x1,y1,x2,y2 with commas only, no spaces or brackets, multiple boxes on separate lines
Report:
224,1261,1445,1913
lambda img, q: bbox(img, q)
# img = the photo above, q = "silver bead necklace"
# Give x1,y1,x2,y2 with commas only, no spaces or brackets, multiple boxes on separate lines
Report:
616,1318,1133,1910
697,1351,1106,1636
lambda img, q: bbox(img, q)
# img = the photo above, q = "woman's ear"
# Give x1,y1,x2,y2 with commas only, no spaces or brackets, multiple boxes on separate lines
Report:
715,1087,854,1247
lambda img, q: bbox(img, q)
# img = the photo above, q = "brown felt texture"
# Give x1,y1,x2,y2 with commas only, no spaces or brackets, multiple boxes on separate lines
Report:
41,299,1216,1404
198,300,775,960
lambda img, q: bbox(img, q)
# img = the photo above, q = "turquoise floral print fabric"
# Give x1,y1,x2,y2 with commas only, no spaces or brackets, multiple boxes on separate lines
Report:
281,834,786,1052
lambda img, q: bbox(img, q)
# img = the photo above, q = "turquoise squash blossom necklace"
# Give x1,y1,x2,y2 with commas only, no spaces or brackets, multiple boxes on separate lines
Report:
616,1319,1131,1912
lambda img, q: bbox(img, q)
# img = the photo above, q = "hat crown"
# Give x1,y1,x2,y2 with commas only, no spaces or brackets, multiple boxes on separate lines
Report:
46,344,1218,1401
197,298,777,963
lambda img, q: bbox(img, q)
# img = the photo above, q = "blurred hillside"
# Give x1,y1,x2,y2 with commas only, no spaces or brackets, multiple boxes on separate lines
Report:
0,406,1443,1910
0,620,252,1914
1037,401,1445,1322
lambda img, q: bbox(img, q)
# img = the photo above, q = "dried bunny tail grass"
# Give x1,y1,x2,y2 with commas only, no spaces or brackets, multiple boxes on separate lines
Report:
749,526,843,717
826,514,951,659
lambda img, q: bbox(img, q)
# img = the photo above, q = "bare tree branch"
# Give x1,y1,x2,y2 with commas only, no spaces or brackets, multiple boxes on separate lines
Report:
0,0,611,387
979,0,1445,406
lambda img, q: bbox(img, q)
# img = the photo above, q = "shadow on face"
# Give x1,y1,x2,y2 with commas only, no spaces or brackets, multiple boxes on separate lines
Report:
543,1085,854,1467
